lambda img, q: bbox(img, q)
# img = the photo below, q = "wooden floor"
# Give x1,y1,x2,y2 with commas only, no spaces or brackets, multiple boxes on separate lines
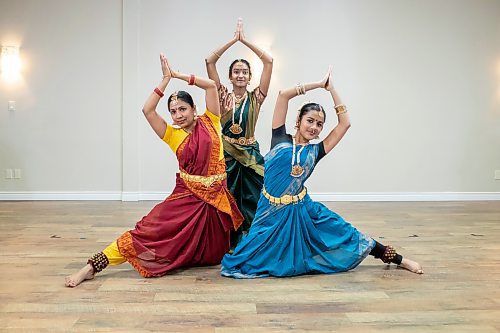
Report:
0,201,499,332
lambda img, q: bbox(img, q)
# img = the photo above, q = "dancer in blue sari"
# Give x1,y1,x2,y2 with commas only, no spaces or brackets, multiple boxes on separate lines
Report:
221,66,423,278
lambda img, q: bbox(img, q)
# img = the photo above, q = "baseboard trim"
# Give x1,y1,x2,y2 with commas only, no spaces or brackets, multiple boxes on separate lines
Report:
0,191,499,201
0,191,122,201
310,192,500,201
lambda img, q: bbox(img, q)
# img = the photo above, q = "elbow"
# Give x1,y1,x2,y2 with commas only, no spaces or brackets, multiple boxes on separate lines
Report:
142,108,153,117
276,90,287,101
277,89,288,98
207,79,217,89
340,122,351,131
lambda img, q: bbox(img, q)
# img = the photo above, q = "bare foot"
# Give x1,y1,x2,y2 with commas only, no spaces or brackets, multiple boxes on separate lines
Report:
398,258,424,274
65,264,95,287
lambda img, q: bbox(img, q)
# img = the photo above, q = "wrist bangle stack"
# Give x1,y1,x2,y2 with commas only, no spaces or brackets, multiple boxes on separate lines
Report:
295,83,306,96
334,104,347,115
188,74,196,86
154,87,164,98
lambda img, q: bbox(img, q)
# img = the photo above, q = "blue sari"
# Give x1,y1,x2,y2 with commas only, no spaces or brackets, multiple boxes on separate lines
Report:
220,140,375,278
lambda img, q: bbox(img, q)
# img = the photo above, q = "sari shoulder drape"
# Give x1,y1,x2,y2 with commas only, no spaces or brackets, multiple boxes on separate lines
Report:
117,109,243,277
221,139,375,278
175,112,243,230
218,86,265,176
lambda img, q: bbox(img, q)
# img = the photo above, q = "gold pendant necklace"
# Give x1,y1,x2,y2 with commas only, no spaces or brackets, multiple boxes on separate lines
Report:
291,136,307,177
229,123,243,135
229,92,248,135
291,164,305,177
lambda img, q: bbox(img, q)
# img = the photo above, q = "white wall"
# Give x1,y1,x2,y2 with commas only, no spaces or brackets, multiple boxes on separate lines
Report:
1,0,499,200
0,0,123,195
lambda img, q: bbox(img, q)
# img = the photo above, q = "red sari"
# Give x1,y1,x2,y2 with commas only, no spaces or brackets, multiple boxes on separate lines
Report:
117,112,243,277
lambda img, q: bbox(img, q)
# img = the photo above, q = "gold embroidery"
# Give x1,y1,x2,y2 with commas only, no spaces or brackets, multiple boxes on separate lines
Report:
180,170,227,187
223,135,256,146
262,187,307,206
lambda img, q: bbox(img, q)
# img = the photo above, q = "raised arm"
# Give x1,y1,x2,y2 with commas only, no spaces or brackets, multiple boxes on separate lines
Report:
143,54,220,139
238,19,273,97
205,21,239,88
171,70,220,117
272,77,325,129
142,53,172,138
321,69,351,154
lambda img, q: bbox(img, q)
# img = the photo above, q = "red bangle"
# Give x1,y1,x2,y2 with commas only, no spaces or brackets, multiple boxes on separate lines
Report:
188,74,195,86
154,87,164,98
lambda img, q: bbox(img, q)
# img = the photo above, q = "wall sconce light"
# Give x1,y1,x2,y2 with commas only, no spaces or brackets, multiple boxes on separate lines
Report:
1,46,21,81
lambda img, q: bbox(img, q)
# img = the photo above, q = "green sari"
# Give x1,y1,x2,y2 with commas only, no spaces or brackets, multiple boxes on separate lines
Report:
218,85,266,247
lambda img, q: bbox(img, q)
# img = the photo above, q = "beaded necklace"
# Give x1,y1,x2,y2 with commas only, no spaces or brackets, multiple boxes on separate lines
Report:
291,136,308,177
229,92,248,135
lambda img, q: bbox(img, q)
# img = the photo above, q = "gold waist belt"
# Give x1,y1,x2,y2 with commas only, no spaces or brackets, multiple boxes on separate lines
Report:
262,187,307,205
223,135,256,146
180,170,226,187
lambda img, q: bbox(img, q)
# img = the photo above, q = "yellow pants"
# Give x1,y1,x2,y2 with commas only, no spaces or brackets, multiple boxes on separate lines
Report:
102,241,127,266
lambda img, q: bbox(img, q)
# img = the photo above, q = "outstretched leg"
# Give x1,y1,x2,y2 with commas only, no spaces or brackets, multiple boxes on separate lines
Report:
64,251,110,287
399,257,424,274
65,263,95,287
370,241,423,274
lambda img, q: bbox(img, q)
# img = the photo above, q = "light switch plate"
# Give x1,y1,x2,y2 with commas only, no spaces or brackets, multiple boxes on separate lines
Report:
8,101,16,111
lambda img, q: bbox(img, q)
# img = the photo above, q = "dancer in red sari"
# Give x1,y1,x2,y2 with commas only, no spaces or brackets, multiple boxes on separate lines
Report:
65,54,243,287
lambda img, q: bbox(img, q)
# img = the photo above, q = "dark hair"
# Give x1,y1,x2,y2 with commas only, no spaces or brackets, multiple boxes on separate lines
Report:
228,59,252,78
298,103,327,123
167,90,194,109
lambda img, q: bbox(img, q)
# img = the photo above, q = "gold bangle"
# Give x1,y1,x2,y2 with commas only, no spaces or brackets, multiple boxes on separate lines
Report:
335,104,347,114
259,51,264,59
296,83,305,96
213,51,221,59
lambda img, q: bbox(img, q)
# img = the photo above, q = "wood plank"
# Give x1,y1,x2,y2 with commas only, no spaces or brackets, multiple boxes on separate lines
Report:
0,200,499,332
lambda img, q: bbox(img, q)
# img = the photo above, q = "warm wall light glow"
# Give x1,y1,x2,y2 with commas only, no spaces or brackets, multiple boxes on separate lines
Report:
1,46,21,81
248,38,273,92
497,59,500,101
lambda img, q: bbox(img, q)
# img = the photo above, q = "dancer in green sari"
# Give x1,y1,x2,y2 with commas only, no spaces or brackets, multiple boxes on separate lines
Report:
205,18,273,247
